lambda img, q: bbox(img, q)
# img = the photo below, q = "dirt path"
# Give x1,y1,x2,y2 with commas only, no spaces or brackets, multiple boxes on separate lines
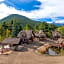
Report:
0,42,64,64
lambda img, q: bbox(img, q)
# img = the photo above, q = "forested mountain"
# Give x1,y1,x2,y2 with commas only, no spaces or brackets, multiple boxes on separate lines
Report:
0,14,40,27
0,14,57,41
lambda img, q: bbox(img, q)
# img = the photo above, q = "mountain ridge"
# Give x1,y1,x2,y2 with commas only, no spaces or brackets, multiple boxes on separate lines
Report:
0,14,41,27
0,14,64,26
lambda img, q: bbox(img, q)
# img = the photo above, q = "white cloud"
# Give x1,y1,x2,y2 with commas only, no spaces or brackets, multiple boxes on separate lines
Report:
0,0,64,24
47,21,53,24
0,3,27,19
0,3,56,19
55,20,64,24
0,0,4,1
37,0,64,18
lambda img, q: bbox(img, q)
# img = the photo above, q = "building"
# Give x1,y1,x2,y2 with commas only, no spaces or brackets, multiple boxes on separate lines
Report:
0,38,21,54
52,30,62,40
35,30,46,41
17,30,35,43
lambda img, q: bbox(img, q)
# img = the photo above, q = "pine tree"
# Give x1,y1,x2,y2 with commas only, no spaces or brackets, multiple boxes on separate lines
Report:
0,25,6,40
24,24,30,30
11,20,22,37
6,28,11,38
0,35,2,42
39,23,43,30
34,24,38,32
11,23,17,37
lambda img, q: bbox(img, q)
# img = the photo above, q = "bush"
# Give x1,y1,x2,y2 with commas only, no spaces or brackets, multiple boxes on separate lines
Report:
46,32,52,38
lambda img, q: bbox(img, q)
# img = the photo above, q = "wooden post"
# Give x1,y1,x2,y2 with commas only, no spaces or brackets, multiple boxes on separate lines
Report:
1,45,4,54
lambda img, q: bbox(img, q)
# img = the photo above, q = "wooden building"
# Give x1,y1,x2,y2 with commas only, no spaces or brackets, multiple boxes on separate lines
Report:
34,30,46,41
17,30,35,43
52,30,62,40
0,38,21,54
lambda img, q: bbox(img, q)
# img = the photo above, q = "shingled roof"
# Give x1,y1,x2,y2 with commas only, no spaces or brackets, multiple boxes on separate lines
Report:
2,38,21,45
52,30,62,38
17,30,34,39
35,30,46,38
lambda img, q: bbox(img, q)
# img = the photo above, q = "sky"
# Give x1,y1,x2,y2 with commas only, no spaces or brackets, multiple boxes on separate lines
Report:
0,0,64,24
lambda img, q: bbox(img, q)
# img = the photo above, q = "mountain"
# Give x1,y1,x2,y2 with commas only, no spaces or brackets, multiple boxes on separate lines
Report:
54,23,64,26
52,22,64,26
0,14,41,27
0,14,64,27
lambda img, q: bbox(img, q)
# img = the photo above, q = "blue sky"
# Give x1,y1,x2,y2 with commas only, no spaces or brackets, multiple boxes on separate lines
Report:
0,0,64,24
3,0,41,11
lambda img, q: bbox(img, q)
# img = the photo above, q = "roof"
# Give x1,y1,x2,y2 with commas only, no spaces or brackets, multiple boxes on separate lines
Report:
57,38,64,44
35,30,46,37
1,38,21,45
25,30,33,39
17,31,26,38
17,30,34,39
52,31,61,37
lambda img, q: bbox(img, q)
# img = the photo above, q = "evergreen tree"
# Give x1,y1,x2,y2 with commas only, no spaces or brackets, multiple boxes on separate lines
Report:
0,25,6,41
39,23,43,30
33,24,38,32
24,24,30,30
39,22,47,30
6,28,11,38
11,21,22,37
58,26,64,36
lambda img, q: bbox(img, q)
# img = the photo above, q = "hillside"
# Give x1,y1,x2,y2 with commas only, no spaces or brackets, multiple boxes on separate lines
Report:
0,14,40,27
0,14,63,26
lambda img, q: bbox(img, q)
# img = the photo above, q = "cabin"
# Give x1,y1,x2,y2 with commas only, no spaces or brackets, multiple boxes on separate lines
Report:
2,38,21,46
52,30,62,40
35,30,46,41
17,30,35,43
17,31,26,39
0,38,21,54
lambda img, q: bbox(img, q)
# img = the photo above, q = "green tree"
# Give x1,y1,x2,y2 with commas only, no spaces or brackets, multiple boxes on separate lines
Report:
58,26,64,36
0,25,6,41
39,22,49,31
39,23,44,30
6,28,11,38
11,23,17,37
24,24,31,30
33,24,38,32
11,22,22,37
49,24,57,31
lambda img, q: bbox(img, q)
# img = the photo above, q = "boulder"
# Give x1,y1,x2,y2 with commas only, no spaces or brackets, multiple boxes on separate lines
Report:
44,43,51,48
37,46,47,53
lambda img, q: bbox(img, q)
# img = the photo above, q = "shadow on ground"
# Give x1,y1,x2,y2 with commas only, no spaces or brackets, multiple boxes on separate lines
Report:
15,38,56,52
16,41,44,52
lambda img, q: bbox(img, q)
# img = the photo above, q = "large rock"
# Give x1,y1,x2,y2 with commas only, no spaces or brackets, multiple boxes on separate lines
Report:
37,43,51,53
37,46,47,53
44,43,51,48
48,48,57,56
